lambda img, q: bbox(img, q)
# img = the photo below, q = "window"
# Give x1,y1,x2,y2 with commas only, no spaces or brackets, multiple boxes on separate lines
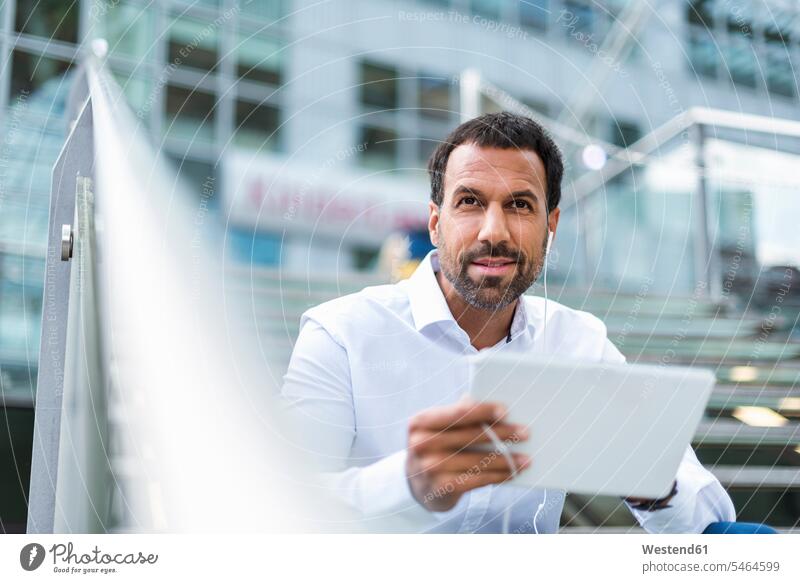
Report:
765,43,796,98
239,0,287,22
168,14,220,73
14,0,79,43
687,27,718,79
358,62,457,170
471,0,502,20
519,0,549,31
725,33,757,88
724,2,752,38
96,2,157,62
164,85,217,142
686,0,715,29
764,20,791,45
561,0,594,38
234,100,281,151
418,75,452,120
360,62,399,110
237,34,283,86
11,50,73,102
358,126,398,169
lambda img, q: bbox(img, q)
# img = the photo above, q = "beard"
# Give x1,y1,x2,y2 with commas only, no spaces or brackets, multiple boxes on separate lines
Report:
438,232,548,312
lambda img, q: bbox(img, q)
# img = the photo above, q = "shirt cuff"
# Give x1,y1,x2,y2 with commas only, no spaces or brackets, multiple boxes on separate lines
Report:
320,449,441,531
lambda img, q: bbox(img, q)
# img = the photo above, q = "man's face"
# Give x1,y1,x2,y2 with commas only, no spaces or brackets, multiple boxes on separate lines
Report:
429,144,559,311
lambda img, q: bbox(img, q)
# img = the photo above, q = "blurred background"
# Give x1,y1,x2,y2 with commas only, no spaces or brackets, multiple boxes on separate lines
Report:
1,0,799,532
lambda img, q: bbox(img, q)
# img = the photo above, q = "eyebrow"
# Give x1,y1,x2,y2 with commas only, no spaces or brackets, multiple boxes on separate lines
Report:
451,185,542,205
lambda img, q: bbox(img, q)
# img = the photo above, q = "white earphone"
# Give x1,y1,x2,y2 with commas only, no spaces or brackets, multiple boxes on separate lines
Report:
543,229,553,352
532,230,553,533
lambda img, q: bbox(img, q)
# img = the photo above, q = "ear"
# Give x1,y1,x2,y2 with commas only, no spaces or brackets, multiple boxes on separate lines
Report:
428,201,440,247
547,207,560,240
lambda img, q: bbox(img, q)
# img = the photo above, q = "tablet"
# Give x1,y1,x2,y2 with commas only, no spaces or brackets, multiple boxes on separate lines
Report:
468,353,715,499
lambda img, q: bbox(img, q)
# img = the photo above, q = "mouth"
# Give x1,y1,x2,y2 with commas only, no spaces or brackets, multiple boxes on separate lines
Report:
469,257,517,276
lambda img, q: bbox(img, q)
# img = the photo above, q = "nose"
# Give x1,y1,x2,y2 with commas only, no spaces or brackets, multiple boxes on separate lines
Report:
477,202,511,248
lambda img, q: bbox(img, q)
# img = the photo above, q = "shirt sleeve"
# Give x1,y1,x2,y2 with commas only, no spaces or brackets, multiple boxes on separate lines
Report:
280,315,438,529
600,338,737,533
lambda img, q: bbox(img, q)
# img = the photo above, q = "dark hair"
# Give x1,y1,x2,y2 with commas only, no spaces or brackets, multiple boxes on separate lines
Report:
427,111,563,212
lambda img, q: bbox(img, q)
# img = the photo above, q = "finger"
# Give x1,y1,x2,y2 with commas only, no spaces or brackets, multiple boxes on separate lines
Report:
409,423,528,454
419,471,516,504
418,450,531,474
409,400,508,431
444,470,520,495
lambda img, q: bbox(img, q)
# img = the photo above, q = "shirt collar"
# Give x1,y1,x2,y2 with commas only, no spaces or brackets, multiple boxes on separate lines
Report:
407,250,458,333
407,250,534,341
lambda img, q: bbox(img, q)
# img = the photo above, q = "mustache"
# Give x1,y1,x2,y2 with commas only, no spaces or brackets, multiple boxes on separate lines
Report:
460,242,525,266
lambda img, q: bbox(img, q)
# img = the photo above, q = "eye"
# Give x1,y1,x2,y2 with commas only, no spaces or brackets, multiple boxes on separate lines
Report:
459,196,480,206
510,199,532,210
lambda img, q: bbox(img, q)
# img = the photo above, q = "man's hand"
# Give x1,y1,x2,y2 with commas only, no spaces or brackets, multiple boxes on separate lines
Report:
405,398,531,512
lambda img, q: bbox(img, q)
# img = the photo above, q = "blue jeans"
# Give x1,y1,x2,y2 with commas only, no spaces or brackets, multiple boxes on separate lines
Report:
702,521,778,534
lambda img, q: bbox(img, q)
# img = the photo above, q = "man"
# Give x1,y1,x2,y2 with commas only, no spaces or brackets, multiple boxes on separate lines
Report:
281,112,735,533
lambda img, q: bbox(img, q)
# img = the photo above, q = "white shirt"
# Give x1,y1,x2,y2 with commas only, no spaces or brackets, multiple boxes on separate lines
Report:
281,250,736,533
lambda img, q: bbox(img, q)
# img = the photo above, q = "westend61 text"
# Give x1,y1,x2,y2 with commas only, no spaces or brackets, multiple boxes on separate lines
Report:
642,544,708,555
